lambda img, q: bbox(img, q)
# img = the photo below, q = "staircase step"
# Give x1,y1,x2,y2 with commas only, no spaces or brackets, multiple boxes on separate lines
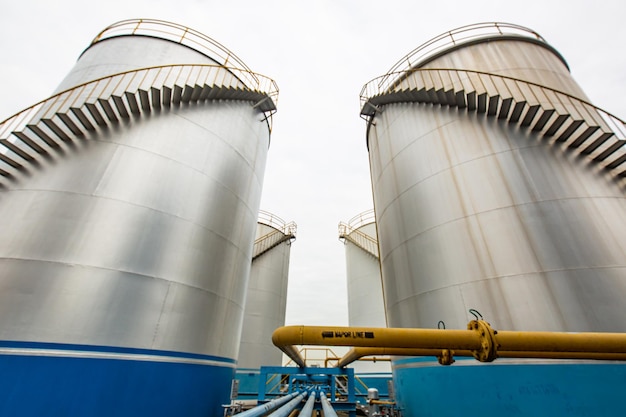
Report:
435,88,447,105
532,109,555,132
125,92,140,115
70,107,95,131
487,95,500,116
42,118,72,142
191,85,203,102
0,139,35,161
580,132,614,155
520,105,540,126
181,85,194,103
151,87,161,110
172,85,183,105
85,102,107,127
477,92,488,113
0,166,15,178
12,131,48,154
27,124,60,148
544,114,569,136
111,95,130,119
162,86,172,107
0,151,24,169
567,125,600,149
509,101,526,123
498,97,513,119
593,140,625,162
455,90,466,108
98,98,119,122
605,151,626,170
467,91,477,111
138,89,150,112
555,119,584,142
58,113,84,136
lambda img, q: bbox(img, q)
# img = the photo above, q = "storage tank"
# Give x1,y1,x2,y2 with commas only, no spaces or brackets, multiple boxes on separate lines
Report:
0,19,278,417
339,210,389,375
360,22,626,416
236,211,295,397
339,210,392,401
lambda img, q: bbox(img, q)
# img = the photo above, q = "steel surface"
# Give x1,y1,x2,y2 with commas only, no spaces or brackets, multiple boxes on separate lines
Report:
341,216,390,373
0,20,273,417
362,22,626,417
368,40,626,332
238,220,293,369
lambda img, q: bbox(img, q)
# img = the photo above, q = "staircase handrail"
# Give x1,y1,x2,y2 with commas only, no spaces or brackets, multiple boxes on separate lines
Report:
377,22,554,93
339,222,379,258
0,64,278,131
90,19,261,91
344,209,376,231
258,210,297,237
361,68,626,144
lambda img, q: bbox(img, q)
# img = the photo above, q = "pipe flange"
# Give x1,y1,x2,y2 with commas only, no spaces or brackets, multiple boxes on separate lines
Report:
437,349,455,365
468,320,498,362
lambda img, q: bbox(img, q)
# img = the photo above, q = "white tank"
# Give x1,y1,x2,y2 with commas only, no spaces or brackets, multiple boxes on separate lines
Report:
238,210,296,369
0,19,278,417
361,22,626,417
339,210,390,374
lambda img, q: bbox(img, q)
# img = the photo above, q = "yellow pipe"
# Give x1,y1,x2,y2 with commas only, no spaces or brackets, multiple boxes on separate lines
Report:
272,325,481,350
336,347,467,367
335,346,626,367
272,322,626,367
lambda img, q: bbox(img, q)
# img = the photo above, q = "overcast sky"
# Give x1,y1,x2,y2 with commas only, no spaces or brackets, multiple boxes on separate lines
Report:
1,0,624,327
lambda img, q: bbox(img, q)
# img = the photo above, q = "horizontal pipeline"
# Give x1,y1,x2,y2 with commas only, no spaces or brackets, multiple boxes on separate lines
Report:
271,321,626,367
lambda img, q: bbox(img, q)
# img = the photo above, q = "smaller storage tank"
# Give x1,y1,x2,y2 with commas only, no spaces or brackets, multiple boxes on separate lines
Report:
236,211,296,398
339,210,390,377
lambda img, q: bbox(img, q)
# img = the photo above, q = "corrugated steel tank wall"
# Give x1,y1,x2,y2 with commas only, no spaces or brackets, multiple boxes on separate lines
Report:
369,36,626,333
238,221,293,369
365,24,626,417
0,22,271,417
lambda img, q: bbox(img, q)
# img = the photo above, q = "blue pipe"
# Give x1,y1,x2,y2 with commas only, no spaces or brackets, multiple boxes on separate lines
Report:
235,391,302,417
320,392,338,417
268,390,308,417
298,390,317,417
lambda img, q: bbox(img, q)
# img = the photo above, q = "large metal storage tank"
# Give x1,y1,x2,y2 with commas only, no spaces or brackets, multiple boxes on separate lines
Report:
236,211,295,397
0,19,278,417
360,23,626,416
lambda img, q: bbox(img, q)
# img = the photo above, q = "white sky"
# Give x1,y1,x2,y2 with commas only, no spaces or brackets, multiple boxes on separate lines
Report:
1,0,624,327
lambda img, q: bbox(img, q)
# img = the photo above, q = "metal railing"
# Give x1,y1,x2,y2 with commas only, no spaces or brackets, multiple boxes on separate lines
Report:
90,19,262,92
258,210,297,237
360,68,626,176
338,225,379,259
376,22,549,95
0,63,279,179
341,209,376,233
1,63,277,129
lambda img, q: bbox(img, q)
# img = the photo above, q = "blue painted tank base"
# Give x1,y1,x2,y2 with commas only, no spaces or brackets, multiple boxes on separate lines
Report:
393,357,626,417
0,342,235,417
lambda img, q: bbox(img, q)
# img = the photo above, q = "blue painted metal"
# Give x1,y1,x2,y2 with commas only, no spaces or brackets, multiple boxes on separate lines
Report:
234,368,261,400
353,373,392,404
268,391,308,417
257,366,357,416
392,357,626,417
235,391,303,417
320,392,339,417
299,390,317,417
0,341,235,417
